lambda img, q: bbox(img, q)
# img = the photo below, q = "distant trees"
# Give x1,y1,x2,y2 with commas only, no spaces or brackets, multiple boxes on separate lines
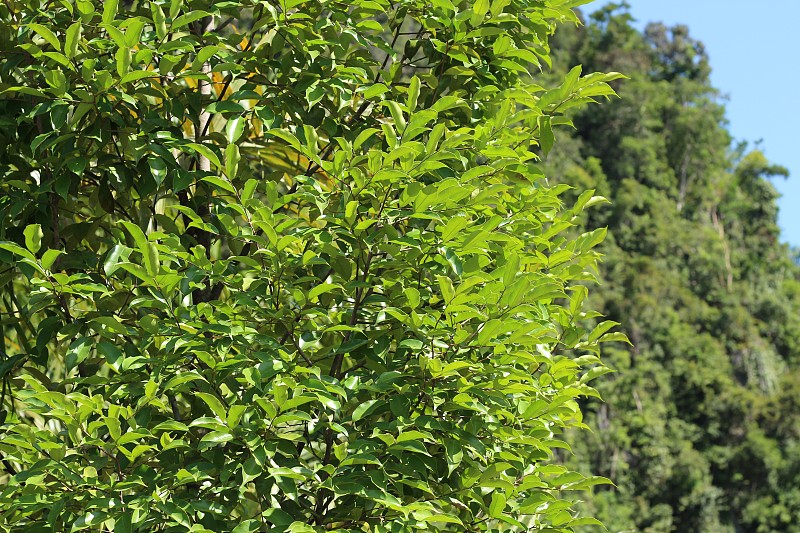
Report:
549,5,800,532
0,0,622,531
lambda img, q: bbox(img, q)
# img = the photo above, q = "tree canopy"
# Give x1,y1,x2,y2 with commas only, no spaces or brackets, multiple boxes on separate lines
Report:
0,0,623,531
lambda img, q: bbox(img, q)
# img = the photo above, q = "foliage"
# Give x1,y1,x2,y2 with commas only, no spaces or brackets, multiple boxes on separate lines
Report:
546,4,800,532
0,0,623,531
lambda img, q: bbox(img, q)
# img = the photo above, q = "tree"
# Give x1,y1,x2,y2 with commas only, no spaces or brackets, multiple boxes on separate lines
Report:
547,5,800,532
0,0,623,531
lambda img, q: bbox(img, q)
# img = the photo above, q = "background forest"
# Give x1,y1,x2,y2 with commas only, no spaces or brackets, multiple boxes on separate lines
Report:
553,5,800,532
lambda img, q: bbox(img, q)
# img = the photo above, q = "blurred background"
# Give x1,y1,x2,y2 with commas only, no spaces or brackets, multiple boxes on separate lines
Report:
547,2,800,531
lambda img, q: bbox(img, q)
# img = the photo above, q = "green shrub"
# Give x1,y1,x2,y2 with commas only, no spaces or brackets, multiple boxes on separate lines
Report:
0,0,623,530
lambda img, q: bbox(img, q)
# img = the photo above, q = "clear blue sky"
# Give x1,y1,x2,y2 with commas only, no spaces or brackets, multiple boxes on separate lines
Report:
589,1,800,247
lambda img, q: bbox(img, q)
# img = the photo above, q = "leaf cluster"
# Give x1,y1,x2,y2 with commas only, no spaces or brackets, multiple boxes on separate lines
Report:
0,0,621,531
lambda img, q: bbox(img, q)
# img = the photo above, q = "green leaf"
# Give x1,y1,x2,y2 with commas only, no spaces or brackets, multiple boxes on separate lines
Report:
120,70,159,85
152,420,189,432
115,46,131,76
115,513,132,533
225,116,245,143
491,0,511,17
163,371,205,391
345,200,358,222
577,227,607,252
117,262,155,284
193,45,218,70
104,244,130,276
471,0,490,26
188,143,221,169
45,70,67,96
353,128,379,150
200,431,234,446
598,331,632,344
102,0,118,24
561,65,583,97
442,246,463,277
65,21,82,59
152,3,167,40
172,10,210,30
41,249,64,270
225,143,240,179
588,320,619,343
71,511,108,531
268,130,301,152
202,176,237,195
580,366,615,384
104,23,126,48
119,221,154,276
539,115,554,156
302,127,319,156
489,492,506,518
407,75,421,112
363,83,389,99
66,157,87,175
503,253,520,286
148,156,168,185
28,23,61,51
445,439,463,474
169,0,182,18
195,392,228,420
226,404,247,428
262,508,294,527
404,287,421,309
231,520,261,533
384,101,407,133
568,517,607,528
308,283,340,302
287,523,316,533
305,83,325,108
145,242,159,276
352,399,381,422
437,275,455,303
441,216,468,243
0,242,36,262
23,224,43,253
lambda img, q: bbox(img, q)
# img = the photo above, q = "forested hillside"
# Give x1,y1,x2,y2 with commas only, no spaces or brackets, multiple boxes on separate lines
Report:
550,5,800,532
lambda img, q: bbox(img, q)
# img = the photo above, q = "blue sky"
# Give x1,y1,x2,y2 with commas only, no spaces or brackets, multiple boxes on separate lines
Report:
588,1,800,247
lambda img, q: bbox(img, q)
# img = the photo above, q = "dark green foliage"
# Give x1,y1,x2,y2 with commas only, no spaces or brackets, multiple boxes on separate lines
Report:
548,5,800,532
0,0,623,531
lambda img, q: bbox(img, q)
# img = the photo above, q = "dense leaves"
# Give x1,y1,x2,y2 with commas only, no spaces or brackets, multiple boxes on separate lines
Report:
547,4,800,532
0,0,622,531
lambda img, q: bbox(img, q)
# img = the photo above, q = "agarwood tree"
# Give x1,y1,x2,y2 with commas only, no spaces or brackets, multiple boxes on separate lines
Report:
0,0,624,531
